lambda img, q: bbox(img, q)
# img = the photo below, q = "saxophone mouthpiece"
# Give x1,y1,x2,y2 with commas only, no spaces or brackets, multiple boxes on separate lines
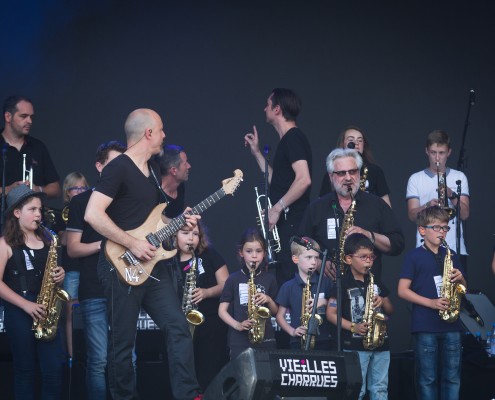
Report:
187,245,194,253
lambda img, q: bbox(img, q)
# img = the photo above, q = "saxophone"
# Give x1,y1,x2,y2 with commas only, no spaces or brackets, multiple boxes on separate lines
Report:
362,271,386,350
359,165,368,192
247,262,270,344
33,224,70,341
338,186,356,275
439,239,466,323
300,271,323,350
182,246,205,337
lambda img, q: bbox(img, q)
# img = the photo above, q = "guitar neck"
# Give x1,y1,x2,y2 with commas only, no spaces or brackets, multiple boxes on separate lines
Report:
155,188,226,241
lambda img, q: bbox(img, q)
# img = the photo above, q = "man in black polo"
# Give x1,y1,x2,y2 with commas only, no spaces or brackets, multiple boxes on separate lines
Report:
0,95,61,199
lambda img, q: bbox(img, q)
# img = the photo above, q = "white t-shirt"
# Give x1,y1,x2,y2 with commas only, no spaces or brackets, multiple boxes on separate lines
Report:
406,167,469,255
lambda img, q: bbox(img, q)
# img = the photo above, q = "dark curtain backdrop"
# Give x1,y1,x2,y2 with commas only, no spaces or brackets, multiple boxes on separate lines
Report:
1,0,494,352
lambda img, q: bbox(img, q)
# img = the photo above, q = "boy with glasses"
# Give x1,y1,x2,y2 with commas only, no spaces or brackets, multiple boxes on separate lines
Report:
398,206,466,400
327,233,393,400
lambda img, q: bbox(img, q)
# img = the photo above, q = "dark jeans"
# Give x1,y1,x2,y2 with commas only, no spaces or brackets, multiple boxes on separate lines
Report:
4,294,65,400
97,253,201,400
275,210,303,286
414,331,462,400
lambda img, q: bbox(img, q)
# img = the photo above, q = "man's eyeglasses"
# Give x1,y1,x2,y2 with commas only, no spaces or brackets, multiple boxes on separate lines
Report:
332,168,359,177
68,186,89,192
424,225,451,232
351,254,377,262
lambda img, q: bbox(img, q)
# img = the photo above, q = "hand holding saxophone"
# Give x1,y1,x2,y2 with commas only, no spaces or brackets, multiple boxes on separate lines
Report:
50,266,65,284
449,268,465,284
22,301,47,322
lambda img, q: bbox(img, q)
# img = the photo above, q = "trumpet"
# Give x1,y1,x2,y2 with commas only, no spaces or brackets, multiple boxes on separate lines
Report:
23,154,33,189
436,162,455,219
255,187,281,264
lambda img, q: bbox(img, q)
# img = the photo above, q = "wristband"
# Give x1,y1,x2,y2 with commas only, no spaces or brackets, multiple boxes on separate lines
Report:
369,231,375,245
278,198,289,213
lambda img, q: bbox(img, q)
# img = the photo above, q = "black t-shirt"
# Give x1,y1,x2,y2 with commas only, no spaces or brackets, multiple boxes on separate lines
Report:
298,190,404,280
163,182,185,218
94,154,162,230
329,269,390,351
319,162,390,198
270,127,312,216
66,189,104,300
178,247,225,317
0,134,59,187
4,244,49,295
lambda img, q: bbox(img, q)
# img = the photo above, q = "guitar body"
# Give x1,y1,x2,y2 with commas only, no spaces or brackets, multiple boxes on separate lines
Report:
104,169,243,286
104,203,178,286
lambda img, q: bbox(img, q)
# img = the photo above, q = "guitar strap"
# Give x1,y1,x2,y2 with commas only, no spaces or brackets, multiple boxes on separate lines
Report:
148,162,170,205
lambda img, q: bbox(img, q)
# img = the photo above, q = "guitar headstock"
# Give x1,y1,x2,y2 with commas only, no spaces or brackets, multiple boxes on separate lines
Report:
222,169,243,195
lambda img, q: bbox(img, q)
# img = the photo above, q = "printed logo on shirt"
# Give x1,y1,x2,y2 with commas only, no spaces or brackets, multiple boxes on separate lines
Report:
23,250,34,270
327,218,338,240
239,282,266,306
197,257,205,275
434,275,443,298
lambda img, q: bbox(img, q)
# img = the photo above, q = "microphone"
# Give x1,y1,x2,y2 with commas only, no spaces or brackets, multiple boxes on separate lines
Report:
347,142,356,149
290,236,314,250
469,89,475,106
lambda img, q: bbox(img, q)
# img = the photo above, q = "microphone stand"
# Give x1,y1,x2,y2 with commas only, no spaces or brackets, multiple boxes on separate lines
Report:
456,89,475,171
331,200,343,352
455,180,462,259
304,246,328,351
1,146,7,233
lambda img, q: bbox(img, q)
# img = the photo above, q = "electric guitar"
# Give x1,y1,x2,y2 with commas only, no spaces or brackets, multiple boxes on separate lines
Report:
105,169,243,285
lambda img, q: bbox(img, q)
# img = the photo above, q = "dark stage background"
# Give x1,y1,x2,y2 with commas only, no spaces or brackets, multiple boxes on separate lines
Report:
1,1,494,353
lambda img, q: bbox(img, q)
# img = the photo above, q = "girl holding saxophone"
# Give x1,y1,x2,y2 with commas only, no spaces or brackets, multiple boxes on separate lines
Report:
0,185,65,399
219,228,278,360
173,221,229,390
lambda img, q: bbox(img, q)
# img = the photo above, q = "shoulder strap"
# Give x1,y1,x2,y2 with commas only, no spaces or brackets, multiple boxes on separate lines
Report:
11,247,29,295
148,162,170,205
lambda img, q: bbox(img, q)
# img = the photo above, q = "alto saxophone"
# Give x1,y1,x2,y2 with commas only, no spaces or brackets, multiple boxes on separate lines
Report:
33,224,70,340
255,187,281,264
338,186,356,275
182,246,205,337
439,239,466,323
247,262,270,344
362,271,386,350
300,270,322,350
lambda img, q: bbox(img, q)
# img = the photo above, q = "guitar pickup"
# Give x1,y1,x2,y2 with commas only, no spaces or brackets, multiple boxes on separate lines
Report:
146,233,161,248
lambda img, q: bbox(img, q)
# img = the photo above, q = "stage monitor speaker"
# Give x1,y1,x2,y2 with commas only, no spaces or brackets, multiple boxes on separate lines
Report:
460,293,495,338
203,348,361,400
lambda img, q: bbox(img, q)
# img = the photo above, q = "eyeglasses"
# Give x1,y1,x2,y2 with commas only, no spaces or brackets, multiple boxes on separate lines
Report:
332,168,359,177
68,186,89,192
351,254,377,261
424,225,451,232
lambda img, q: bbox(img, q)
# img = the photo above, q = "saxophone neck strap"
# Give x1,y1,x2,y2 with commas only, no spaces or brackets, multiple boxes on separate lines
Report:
422,244,445,276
